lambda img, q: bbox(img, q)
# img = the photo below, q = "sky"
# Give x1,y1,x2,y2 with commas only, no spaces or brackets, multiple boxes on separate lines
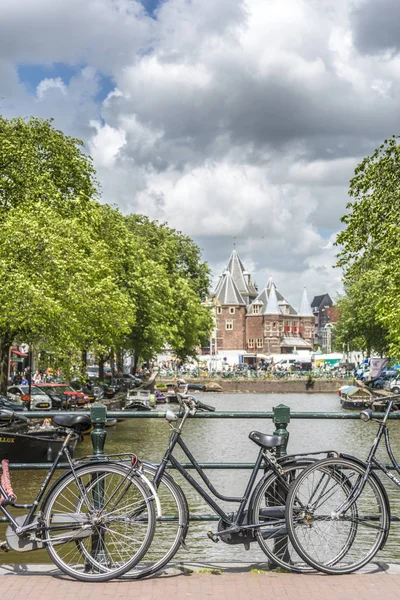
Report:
1,0,399,308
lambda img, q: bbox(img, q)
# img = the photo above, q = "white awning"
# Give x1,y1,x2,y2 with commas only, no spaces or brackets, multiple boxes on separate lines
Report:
280,337,312,348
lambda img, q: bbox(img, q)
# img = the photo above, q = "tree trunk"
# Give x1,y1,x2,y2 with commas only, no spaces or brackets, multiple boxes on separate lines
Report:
99,356,105,381
0,335,12,395
81,349,87,379
116,347,123,375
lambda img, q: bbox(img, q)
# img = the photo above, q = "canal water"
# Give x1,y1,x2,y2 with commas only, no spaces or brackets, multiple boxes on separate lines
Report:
2,392,400,564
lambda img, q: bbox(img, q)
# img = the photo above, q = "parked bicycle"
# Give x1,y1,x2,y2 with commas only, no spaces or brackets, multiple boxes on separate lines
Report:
284,394,400,574
0,410,157,582
128,381,331,578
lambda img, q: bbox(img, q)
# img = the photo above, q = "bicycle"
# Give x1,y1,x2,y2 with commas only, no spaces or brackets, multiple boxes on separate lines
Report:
128,381,331,578
284,394,400,574
0,409,156,582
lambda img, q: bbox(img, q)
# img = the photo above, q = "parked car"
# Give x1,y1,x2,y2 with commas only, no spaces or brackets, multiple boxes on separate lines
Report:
122,374,143,387
275,359,297,371
292,360,312,372
35,384,89,408
389,378,400,394
8,385,52,410
366,370,398,389
0,394,28,412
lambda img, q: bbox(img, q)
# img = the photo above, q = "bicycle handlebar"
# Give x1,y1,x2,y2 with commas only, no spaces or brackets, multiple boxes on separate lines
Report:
175,380,215,412
197,400,215,412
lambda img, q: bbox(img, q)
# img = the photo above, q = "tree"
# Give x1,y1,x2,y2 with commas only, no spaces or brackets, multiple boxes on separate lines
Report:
336,136,400,356
124,216,213,369
0,116,130,392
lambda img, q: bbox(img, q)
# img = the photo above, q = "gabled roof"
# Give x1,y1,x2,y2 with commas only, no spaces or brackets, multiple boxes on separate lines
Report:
215,271,246,306
298,287,313,316
311,293,333,310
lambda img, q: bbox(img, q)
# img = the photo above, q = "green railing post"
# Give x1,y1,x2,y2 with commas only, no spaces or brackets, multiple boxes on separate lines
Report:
89,402,108,567
90,402,107,456
273,403,290,457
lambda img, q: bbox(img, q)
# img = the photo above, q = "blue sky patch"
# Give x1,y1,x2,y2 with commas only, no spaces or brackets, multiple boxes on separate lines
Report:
17,63,115,102
140,0,165,17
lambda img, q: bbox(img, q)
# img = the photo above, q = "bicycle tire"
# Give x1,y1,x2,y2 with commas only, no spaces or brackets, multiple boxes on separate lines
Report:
128,463,189,578
42,463,156,582
285,457,389,574
250,461,316,572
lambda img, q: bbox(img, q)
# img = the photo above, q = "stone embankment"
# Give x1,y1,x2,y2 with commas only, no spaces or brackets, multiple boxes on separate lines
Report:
187,378,349,394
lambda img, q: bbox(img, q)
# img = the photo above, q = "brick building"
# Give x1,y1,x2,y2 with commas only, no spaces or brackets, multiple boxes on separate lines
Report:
210,250,315,359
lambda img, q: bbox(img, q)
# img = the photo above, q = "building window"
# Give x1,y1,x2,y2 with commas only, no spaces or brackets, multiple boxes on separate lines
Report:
226,320,233,330
253,305,260,314
248,338,254,348
273,322,276,328
293,321,297,327
215,320,219,330
216,307,222,314
256,338,263,348
229,307,235,314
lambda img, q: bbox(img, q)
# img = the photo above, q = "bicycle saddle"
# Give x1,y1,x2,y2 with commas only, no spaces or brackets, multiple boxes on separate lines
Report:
52,414,92,432
248,431,285,449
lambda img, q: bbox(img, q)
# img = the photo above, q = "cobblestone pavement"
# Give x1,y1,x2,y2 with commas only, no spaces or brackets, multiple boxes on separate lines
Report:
1,563,400,600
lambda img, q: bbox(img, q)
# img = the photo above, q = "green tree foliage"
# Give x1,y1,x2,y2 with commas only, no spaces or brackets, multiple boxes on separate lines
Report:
0,116,212,390
336,136,400,356
125,216,213,368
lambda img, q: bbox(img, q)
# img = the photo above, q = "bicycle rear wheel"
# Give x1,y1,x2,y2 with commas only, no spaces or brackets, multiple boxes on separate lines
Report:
285,458,389,574
250,461,315,572
42,463,156,582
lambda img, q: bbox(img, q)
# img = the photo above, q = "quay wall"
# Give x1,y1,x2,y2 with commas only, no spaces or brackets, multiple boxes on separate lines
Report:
189,378,349,394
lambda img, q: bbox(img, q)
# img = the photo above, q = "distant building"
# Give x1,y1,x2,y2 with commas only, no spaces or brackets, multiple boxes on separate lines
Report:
207,249,315,362
311,294,338,351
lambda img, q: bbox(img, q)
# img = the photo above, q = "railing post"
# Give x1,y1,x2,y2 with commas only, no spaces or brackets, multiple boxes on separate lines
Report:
90,402,107,456
273,403,290,457
89,402,108,568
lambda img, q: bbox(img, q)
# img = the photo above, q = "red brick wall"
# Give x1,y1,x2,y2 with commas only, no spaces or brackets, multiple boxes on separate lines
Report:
215,306,246,350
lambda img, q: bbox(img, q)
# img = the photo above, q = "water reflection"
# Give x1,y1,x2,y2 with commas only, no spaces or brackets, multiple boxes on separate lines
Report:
1,393,400,564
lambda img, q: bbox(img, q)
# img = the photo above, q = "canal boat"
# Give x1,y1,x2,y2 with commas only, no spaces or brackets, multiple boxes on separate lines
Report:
155,391,167,404
124,389,152,411
339,385,372,409
0,426,79,463
105,418,118,427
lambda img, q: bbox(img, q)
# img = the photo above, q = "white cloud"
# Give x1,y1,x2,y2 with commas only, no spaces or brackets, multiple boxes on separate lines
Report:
2,0,399,303
36,77,67,99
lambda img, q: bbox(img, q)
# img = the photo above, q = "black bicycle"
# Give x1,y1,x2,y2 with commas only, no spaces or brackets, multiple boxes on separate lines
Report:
129,381,331,578
285,394,400,574
0,410,156,582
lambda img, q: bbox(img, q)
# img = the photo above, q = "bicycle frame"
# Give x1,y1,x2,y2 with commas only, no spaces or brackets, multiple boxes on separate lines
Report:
0,431,78,534
331,399,400,516
152,403,293,531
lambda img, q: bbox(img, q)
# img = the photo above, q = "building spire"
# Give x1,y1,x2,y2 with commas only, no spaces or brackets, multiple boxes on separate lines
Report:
264,282,280,314
298,286,313,316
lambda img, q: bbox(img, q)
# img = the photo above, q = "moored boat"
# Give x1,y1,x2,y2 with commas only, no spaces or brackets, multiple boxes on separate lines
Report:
0,428,79,463
339,385,372,409
124,389,152,411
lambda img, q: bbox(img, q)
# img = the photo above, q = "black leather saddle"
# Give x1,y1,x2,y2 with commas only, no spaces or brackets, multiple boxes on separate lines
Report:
249,431,285,449
52,414,92,432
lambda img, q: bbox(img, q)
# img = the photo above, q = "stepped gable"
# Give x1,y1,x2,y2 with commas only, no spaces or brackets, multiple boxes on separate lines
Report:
214,270,246,306
298,286,313,316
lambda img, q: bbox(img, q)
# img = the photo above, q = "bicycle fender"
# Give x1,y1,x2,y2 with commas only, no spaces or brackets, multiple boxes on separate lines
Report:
141,461,190,543
339,453,391,549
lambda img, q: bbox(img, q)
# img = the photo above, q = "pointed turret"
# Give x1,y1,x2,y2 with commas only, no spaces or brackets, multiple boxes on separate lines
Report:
263,283,280,314
215,271,246,306
226,249,248,296
298,286,313,316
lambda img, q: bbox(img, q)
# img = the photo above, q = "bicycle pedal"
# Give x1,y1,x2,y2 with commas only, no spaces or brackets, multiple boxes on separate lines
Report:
207,531,219,543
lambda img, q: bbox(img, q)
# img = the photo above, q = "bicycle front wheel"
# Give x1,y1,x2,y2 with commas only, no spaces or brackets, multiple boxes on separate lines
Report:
285,458,389,574
42,463,156,582
250,461,315,572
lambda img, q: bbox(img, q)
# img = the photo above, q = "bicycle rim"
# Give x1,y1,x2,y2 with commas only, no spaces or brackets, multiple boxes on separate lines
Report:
286,458,389,574
43,463,156,581
251,462,315,572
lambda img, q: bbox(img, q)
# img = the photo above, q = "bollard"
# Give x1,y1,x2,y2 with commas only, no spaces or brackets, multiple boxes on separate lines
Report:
272,403,290,457
90,402,107,456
